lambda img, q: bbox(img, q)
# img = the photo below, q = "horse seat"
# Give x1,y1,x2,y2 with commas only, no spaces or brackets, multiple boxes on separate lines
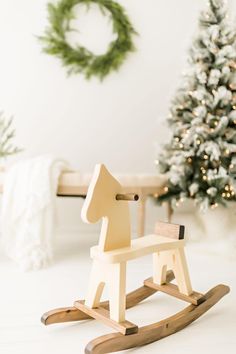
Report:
91,234,184,263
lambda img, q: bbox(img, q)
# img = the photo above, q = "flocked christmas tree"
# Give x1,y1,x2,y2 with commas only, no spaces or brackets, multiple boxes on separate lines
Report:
157,0,236,211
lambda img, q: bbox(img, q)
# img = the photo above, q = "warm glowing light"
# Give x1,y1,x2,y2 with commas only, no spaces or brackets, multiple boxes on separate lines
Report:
211,203,218,209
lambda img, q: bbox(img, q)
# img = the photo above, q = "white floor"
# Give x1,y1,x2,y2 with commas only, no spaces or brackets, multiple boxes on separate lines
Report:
0,231,235,354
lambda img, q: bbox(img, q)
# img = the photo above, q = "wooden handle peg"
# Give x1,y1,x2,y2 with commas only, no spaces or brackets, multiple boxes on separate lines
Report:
116,193,139,201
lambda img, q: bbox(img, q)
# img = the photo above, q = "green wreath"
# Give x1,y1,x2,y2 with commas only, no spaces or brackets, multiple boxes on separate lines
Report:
40,0,137,79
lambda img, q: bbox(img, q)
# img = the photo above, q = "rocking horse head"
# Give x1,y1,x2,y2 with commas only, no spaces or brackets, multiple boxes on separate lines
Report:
81,164,131,251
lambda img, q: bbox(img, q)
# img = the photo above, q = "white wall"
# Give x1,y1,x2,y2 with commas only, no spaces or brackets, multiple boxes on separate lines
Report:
0,0,236,234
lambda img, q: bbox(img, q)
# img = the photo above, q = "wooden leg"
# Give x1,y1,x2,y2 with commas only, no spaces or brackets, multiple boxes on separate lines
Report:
153,248,193,296
85,260,105,308
85,260,127,323
172,247,193,296
137,196,146,237
153,252,167,284
108,262,126,323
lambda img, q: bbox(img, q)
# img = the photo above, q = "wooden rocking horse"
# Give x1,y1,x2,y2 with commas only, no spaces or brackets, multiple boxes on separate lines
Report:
42,164,230,353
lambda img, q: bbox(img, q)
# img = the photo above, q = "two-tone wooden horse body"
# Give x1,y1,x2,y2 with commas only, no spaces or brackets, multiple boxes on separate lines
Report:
42,164,230,353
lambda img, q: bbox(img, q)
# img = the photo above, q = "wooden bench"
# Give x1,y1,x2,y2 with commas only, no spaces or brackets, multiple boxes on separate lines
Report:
0,168,170,236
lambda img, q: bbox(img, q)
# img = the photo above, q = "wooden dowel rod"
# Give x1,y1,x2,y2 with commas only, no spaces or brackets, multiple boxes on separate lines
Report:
116,193,139,201
56,194,86,198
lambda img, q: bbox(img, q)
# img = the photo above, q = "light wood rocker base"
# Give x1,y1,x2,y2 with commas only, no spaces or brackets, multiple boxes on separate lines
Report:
41,271,229,353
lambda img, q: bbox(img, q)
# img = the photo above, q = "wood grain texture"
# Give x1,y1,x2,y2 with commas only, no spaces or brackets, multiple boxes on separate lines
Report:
155,221,185,240
144,277,204,305
41,307,91,325
85,284,230,354
41,271,175,326
75,301,138,335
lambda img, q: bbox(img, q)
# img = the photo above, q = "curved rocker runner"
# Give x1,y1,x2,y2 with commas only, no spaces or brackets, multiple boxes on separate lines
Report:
84,283,229,353
41,164,230,353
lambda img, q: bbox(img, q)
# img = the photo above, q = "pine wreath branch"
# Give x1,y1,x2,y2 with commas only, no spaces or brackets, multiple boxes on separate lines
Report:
39,0,137,79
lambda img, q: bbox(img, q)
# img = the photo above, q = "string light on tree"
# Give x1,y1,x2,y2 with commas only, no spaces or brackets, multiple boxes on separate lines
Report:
211,203,218,209
225,149,230,156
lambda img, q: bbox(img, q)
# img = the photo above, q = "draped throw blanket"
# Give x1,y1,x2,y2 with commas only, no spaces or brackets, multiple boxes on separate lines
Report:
1,156,68,270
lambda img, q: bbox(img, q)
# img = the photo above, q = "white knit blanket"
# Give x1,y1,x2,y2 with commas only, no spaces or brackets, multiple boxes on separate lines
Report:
1,156,68,271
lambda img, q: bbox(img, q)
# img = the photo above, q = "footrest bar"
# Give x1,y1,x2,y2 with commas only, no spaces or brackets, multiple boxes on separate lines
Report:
74,300,138,335
144,277,205,305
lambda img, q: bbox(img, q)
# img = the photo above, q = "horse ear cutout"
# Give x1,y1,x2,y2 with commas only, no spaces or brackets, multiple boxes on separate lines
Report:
98,164,111,177
81,163,111,224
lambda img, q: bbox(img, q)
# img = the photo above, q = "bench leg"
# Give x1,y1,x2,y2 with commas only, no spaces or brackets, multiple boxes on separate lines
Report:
137,196,146,237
